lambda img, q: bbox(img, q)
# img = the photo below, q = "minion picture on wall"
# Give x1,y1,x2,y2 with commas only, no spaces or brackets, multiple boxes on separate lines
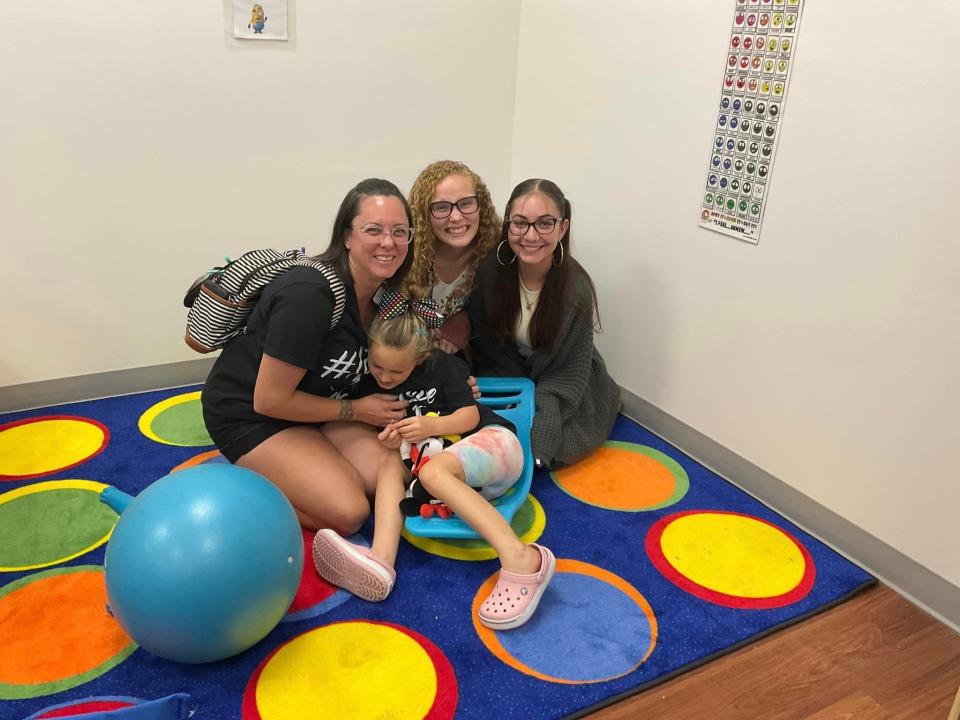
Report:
233,0,287,41
248,4,267,33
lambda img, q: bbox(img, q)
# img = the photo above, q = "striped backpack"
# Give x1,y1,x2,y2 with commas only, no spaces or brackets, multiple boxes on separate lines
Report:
183,248,346,353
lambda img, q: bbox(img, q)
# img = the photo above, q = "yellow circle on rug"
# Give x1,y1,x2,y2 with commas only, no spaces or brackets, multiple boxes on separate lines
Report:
402,494,545,561
551,441,689,511
0,566,136,699
0,417,108,480
247,622,455,719
138,391,213,447
646,510,816,608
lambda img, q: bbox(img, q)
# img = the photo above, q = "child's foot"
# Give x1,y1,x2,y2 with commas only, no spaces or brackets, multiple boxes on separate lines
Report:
312,529,396,602
501,542,544,575
478,544,556,631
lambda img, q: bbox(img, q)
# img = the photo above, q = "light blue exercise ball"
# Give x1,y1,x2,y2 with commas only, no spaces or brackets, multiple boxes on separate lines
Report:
102,464,303,663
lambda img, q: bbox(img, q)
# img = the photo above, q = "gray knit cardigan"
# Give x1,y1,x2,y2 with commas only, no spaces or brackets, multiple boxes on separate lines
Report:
467,256,621,468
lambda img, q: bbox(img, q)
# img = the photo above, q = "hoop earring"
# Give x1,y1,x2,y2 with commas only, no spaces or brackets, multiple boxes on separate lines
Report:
552,242,564,268
496,240,517,266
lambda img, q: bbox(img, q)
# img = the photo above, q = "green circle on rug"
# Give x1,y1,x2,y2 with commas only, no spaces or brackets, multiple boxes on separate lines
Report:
138,391,212,447
0,480,117,572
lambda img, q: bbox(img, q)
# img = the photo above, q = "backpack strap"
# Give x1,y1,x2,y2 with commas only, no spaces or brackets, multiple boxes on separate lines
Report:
294,257,347,332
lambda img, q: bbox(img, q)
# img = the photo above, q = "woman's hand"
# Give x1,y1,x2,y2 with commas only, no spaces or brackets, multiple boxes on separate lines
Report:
467,376,480,400
352,394,408,427
436,337,461,354
377,424,403,449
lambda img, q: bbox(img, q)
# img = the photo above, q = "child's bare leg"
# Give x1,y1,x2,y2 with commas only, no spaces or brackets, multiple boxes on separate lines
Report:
370,452,406,568
311,451,402,602
417,453,541,575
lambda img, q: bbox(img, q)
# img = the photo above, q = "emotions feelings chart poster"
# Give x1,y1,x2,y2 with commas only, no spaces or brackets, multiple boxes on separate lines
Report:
699,0,805,244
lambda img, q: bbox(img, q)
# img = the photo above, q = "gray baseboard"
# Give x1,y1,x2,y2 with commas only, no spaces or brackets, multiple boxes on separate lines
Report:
619,387,960,634
0,358,216,413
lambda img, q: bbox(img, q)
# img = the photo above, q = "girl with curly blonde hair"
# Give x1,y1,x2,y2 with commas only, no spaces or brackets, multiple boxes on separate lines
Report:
407,161,500,356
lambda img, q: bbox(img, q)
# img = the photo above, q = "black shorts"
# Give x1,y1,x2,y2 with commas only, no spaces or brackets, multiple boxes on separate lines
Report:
203,407,303,463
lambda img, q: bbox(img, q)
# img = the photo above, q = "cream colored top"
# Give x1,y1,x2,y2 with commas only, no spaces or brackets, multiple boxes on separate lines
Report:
514,277,540,357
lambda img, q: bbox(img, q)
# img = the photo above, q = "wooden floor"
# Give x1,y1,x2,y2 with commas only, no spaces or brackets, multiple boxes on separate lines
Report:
587,584,960,719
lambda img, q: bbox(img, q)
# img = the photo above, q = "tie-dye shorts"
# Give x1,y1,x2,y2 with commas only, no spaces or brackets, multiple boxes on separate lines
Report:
446,425,523,500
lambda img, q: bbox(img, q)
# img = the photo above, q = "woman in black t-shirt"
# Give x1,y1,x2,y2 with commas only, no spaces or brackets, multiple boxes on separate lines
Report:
201,179,416,534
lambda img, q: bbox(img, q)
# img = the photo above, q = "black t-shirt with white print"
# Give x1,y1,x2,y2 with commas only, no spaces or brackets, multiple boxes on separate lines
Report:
202,266,368,425
351,351,515,436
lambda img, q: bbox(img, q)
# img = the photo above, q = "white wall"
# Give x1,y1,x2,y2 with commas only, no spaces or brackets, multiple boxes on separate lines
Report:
511,0,960,588
0,0,520,385
4,0,958,597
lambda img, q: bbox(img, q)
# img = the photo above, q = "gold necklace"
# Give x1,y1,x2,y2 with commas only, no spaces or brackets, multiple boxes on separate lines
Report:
519,278,540,311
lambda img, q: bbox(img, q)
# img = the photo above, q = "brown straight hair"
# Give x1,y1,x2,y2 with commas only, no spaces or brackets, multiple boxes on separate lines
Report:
313,178,414,289
487,179,600,351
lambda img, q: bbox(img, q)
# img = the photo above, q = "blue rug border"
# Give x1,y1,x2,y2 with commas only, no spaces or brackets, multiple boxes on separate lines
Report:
0,384,878,720
562,577,876,719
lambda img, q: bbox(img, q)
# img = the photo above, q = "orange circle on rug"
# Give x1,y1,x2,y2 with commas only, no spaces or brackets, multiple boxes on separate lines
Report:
0,566,136,699
551,441,689,511
646,510,816,609
241,621,457,719
170,449,224,473
0,416,108,481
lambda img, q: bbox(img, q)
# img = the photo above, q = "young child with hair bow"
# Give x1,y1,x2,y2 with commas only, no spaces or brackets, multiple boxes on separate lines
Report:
312,288,556,631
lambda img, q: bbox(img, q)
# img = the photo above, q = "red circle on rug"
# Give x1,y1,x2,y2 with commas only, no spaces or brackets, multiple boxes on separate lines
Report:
646,510,816,609
282,529,352,621
0,416,109,481
34,699,134,717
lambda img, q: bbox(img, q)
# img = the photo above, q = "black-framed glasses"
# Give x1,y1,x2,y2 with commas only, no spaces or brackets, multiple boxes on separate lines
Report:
352,224,414,244
507,216,560,236
429,196,479,219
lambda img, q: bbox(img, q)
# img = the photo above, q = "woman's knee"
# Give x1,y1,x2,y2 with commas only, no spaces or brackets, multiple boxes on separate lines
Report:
308,491,370,535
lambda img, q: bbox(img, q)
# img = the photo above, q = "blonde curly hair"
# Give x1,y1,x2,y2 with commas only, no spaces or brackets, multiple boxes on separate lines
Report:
406,161,501,315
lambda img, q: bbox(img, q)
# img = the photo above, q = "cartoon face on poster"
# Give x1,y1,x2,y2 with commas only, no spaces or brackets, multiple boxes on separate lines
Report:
698,0,804,244
234,0,287,41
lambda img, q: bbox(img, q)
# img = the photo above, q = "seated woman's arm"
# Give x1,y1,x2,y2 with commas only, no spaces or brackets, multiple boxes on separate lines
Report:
436,308,471,356
253,353,406,427
529,288,609,467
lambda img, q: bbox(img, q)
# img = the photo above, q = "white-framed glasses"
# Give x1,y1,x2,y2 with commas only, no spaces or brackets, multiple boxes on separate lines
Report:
507,216,560,236
353,224,414,244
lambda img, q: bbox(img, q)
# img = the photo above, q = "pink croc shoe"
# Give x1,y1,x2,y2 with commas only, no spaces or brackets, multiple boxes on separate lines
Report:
478,544,556,630
312,529,396,602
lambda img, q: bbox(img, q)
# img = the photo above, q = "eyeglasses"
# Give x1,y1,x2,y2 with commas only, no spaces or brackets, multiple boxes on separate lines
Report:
507,216,561,236
428,196,479,219
352,224,414,244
